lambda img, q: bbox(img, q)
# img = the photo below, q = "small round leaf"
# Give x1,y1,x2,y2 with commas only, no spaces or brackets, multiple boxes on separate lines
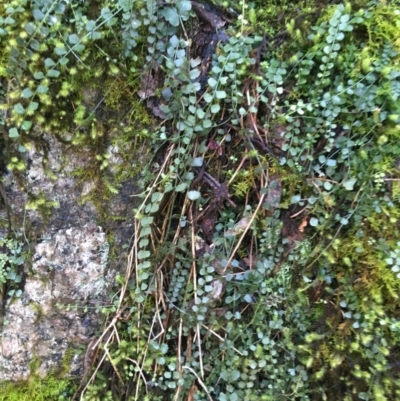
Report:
187,190,201,200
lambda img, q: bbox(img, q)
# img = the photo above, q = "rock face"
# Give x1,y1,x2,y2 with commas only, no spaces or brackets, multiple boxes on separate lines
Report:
0,132,140,381
0,225,110,380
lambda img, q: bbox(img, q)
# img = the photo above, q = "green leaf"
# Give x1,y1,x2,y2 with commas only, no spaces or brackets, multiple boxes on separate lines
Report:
32,9,44,21
336,32,345,41
37,85,48,94
340,14,350,23
86,20,96,31
14,103,25,114
342,178,356,191
138,261,151,270
328,27,337,35
151,192,163,203
73,44,85,52
176,0,192,14
141,216,154,227
203,93,213,103
101,7,115,24
91,31,102,40
175,183,187,192
138,271,149,281
149,203,159,213
34,72,45,80
291,195,301,203
22,88,33,98
190,58,201,67
68,34,80,44
211,104,220,113
244,294,252,303
25,22,35,35
198,140,208,153
225,370,239,382
8,128,19,138
215,90,226,99
21,120,32,131
310,217,319,227
30,39,40,51
203,119,212,128
196,109,205,119
161,7,179,26
169,35,179,48
329,17,339,27
44,58,55,67
4,16,16,25
47,69,60,78
28,102,39,112
187,190,201,200
191,157,203,167
208,77,217,88
138,250,150,259
189,68,200,80
55,46,67,56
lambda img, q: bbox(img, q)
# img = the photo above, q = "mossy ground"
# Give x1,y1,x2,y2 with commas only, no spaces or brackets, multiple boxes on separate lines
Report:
0,375,74,401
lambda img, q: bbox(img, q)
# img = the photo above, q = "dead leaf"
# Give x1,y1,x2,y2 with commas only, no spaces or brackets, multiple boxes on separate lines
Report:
208,279,225,299
298,216,308,232
187,383,199,401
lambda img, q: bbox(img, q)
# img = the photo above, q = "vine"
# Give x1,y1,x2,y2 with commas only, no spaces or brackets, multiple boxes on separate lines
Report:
1,1,400,401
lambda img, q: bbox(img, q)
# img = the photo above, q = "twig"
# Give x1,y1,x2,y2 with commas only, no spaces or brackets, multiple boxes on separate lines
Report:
201,324,244,355
189,207,204,379
127,358,148,395
173,318,184,401
104,346,125,385
290,204,308,218
197,323,204,379
222,188,267,273
182,366,214,401
228,154,248,186
91,308,125,350
193,167,237,207
79,331,114,400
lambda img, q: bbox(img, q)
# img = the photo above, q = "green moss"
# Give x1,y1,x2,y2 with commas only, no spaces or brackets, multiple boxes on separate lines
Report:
0,374,74,401
0,347,77,400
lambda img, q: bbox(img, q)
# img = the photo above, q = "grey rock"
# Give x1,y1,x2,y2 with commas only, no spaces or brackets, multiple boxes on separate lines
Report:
0,224,110,381
0,130,141,380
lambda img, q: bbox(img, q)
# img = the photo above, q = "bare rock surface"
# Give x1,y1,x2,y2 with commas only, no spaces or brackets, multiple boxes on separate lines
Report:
0,132,140,380
0,224,110,381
